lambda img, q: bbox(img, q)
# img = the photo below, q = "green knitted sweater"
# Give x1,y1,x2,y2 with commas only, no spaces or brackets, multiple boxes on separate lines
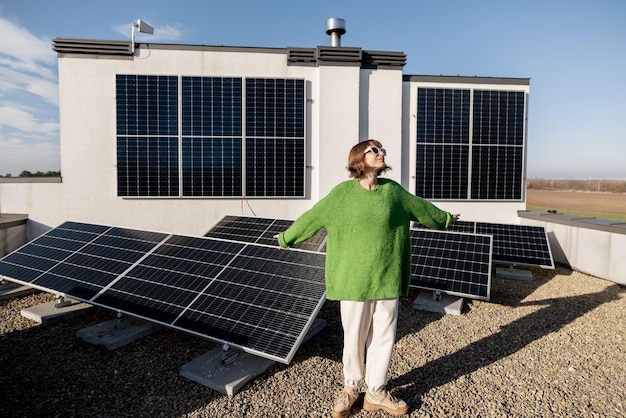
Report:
278,178,452,301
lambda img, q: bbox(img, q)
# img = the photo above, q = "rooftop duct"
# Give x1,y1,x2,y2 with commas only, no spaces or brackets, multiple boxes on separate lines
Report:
326,18,346,47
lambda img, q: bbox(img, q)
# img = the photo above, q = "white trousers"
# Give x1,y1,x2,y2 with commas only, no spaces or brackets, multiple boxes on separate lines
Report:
340,298,399,395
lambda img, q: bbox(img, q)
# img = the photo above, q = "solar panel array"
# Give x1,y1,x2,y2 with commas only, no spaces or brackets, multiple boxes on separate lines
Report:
209,216,493,300
0,221,326,364
116,75,306,198
413,220,554,268
205,215,327,253
410,229,492,300
474,222,553,268
416,88,526,201
116,75,179,197
182,76,243,197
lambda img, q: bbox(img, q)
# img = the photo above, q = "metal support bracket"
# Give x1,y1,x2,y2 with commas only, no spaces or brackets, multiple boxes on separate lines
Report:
221,344,239,366
55,294,73,308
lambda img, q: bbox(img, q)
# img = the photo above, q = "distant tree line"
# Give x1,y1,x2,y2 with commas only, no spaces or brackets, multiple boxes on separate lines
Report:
527,178,626,193
3,170,62,178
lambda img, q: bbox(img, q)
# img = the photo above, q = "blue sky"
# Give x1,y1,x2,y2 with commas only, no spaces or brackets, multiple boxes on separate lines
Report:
0,0,624,179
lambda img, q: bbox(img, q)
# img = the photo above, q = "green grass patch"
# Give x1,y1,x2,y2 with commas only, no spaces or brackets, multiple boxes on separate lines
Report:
525,205,626,223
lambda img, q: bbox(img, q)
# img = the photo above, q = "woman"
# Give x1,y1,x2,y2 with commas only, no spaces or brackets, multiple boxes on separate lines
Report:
276,139,459,417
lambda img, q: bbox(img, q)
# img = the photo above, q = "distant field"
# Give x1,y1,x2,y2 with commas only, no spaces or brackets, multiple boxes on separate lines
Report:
526,189,626,222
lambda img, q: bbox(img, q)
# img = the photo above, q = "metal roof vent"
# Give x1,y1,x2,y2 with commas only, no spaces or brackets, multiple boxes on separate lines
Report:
326,18,346,47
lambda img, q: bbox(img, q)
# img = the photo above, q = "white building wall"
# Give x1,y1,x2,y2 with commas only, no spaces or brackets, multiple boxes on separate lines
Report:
39,47,329,236
316,65,361,197
0,46,407,237
362,68,404,184
0,183,65,238
519,214,626,285
0,43,533,241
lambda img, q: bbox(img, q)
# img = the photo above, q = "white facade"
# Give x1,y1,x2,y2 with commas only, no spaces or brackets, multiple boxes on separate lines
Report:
519,212,626,285
0,40,529,239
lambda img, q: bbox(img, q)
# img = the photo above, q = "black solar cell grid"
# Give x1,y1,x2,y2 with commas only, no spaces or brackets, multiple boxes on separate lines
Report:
413,221,554,268
0,221,326,364
0,221,168,299
413,220,475,234
415,87,526,201
206,215,327,252
474,222,554,268
410,229,492,300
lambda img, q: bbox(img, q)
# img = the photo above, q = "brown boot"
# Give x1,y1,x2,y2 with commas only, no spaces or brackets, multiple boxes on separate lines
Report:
363,390,409,416
331,386,359,418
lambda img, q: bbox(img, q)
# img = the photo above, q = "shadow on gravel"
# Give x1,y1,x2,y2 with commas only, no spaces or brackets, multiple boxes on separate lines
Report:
388,272,624,412
0,298,220,418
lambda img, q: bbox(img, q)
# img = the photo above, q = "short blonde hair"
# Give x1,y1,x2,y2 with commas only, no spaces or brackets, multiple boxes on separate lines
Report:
347,139,391,179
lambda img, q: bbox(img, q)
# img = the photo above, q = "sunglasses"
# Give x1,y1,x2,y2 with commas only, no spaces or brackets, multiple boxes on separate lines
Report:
364,146,387,156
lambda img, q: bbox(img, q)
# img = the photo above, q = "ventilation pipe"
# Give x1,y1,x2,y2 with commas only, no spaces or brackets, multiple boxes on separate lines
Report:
326,18,346,47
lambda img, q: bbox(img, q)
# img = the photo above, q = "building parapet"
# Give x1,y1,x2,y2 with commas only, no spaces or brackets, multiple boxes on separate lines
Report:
53,38,406,69
53,38,132,56
0,177,62,184
518,210,626,286
518,210,626,235
404,74,531,85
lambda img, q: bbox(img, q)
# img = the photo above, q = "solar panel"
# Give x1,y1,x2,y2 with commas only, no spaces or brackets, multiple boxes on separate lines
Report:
116,75,179,197
181,77,243,197
474,222,554,268
413,221,554,268
416,88,470,200
413,220,475,234
471,90,526,201
116,76,306,198
245,78,306,197
206,215,327,253
208,216,492,300
0,221,326,364
410,229,493,300
415,87,526,201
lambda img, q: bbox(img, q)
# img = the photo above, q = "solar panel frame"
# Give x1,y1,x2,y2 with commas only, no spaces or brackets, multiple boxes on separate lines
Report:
0,221,327,364
474,222,554,269
409,229,493,300
415,87,527,202
206,215,327,253
209,216,493,300
413,221,555,269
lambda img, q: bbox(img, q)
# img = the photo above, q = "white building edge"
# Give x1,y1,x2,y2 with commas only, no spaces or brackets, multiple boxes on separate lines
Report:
0,25,624,285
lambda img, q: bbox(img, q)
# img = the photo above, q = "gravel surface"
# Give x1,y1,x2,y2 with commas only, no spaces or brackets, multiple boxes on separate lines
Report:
1,266,624,417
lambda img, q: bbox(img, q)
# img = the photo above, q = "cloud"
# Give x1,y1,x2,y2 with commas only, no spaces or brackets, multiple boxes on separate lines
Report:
0,17,55,66
0,63,58,106
0,17,58,106
0,16,60,175
0,104,59,135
